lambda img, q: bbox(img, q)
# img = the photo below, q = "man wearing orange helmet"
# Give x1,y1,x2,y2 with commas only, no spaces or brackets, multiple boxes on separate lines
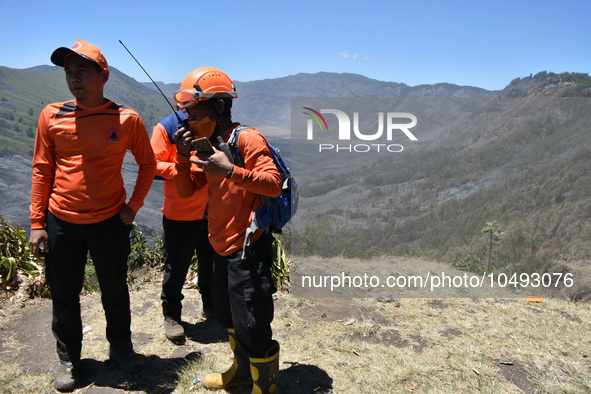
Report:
173,67,282,393
151,108,215,344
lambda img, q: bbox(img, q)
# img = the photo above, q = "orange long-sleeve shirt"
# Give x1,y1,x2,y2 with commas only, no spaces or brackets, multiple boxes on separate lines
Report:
30,99,156,229
174,126,282,256
150,117,208,220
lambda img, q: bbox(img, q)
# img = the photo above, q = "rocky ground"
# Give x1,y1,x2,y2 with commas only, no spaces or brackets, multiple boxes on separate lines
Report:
2,257,591,393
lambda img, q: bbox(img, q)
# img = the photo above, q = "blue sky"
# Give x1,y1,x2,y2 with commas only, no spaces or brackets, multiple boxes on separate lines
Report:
1,0,589,91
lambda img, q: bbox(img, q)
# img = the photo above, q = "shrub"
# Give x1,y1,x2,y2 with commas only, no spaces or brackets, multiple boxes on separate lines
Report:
128,223,164,270
272,236,290,291
0,216,48,296
450,254,486,275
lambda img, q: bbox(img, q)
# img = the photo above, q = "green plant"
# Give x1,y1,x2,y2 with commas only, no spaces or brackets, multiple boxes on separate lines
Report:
0,215,47,295
481,220,504,270
128,223,164,271
83,258,99,293
271,236,290,291
450,254,485,275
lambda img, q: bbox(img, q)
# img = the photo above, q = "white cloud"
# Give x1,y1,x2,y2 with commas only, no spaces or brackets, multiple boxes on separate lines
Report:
340,51,377,66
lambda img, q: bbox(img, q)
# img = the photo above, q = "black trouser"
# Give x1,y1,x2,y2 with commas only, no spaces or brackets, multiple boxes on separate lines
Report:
212,232,277,358
45,211,132,364
161,215,214,320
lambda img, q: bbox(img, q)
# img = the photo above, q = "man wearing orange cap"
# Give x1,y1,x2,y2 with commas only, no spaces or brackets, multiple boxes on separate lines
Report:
29,39,156,392
150,109,214,344
173,67,282,393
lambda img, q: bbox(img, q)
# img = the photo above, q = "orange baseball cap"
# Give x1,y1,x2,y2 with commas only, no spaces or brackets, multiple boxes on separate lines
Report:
51,39,108,70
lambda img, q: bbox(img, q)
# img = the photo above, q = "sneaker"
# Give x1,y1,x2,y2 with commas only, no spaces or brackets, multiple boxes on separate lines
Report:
54,360,77,392
109,343,144,374
164,316,185,344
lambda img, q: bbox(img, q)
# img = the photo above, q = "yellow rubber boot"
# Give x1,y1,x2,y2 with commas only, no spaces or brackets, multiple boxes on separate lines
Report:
250,343,280,394
202,328,252,389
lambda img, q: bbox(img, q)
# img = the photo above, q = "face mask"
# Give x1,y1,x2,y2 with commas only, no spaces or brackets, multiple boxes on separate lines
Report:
188,107,216,139
188,118,216,139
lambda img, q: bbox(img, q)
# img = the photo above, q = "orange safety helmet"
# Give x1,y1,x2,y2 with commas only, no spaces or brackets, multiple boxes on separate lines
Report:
173,67,237,109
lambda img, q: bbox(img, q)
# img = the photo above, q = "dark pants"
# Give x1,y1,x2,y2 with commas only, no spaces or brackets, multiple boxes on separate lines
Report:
161,215,214,320
213,232,277,358
45,211,132,364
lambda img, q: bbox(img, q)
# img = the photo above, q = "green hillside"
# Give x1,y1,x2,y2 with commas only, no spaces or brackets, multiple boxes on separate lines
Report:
292,73,591,278
2,65,591,282
0,66,496,157
0,65,170,155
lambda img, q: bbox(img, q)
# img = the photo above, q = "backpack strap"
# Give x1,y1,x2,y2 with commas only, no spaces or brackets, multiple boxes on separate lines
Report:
227,125,249,167
228,125,269,258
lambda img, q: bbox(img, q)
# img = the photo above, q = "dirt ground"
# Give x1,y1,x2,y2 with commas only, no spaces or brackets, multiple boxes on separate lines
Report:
0,274,335,393
0,292,536,394
2,258,590,393
0,284,217,393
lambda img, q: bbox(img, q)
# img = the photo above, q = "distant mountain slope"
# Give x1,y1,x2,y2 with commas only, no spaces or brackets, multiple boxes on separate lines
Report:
2,64,590,270
145,72,496,133
0,66,495,157
0,65,496,238
293,72,591,267
0,65,171,155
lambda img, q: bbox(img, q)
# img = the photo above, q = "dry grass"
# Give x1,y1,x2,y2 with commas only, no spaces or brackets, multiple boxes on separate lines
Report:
1,257,591,393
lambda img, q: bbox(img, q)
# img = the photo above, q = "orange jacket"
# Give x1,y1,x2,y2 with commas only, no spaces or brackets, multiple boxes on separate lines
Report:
174,126,282,256
150,119,208,220
30,99,156,229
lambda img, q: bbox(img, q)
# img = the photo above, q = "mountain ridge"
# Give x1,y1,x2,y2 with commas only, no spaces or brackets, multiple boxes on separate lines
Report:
291,78,591,268
143,71,497,134
1,65,590,271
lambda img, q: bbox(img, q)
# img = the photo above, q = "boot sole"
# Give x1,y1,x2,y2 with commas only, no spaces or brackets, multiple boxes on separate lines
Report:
165,333,186,344
54,379,76,393
203,379,252,390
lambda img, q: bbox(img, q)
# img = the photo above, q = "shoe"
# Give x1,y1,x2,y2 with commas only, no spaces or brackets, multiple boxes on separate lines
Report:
202,328,252,389
109,342,144,374
164,316,185,344
54,360,77,392
250,342,280,394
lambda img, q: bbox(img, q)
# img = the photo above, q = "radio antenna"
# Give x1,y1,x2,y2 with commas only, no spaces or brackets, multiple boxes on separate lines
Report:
118,40,187,127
